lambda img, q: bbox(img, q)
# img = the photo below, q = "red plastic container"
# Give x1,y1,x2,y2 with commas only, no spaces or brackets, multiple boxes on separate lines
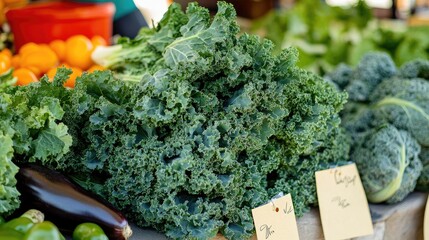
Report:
6,1,115,51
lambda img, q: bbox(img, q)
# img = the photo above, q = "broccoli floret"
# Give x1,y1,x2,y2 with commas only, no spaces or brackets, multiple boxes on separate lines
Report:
351,124,422,203
371,77,429,146
398,59,429,80
325,63,353,90
340,102,379,144
355,53,397,84
345,53,396,102
345,80,371,102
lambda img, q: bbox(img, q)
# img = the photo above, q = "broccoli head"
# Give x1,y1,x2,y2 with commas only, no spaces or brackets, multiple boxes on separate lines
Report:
325,63,353,90
371,77,429,147
398,59,429,80
345,53,396,102
331,53,429,201
351,124,422,203
325,53,396,102
340,102,381,144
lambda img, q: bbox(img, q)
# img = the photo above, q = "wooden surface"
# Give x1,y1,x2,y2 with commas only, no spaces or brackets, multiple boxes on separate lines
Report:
130,192,428,240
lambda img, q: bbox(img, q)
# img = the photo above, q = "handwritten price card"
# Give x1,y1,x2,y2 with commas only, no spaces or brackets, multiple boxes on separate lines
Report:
251,194,300,240
315,163,373,240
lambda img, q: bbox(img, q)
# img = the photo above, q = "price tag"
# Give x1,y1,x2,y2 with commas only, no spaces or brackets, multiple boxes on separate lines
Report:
251,194,300,240
424,196,429,240
315,163,373,240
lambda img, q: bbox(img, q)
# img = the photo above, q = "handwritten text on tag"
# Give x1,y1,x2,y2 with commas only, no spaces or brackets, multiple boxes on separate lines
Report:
251,194,299,240
316,163,373,240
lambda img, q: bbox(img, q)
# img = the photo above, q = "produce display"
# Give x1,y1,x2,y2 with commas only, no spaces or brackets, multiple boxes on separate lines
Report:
0,2,349,239
326,53,429,203
252,0,429,74
1,0,429,239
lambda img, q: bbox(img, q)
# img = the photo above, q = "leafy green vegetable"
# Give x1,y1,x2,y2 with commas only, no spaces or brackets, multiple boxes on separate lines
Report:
251,0,373,74
252,0,429,74
330,53,429,203
327,52,399,104
394,26,429,66
0,69,73,217
345,53,396,101
0,69,16,89
55,2,348,239
371,78,429,147
91,3,187,82
398,59,429,79
0,134,20,216
351,124,422,203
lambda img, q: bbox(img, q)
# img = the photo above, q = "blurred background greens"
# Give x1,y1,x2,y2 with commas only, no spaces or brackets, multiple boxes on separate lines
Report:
250,0,429,74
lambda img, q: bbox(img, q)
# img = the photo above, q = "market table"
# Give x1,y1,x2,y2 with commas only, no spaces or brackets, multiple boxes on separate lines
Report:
130,192,428,240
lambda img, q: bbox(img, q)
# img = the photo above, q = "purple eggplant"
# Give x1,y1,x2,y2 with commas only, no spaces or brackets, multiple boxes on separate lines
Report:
15,163,132,240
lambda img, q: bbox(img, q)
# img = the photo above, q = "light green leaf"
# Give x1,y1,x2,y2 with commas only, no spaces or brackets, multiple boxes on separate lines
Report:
31,123,72,161
0,135,20,216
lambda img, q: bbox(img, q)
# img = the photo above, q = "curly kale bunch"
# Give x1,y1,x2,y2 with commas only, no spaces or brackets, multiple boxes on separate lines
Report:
328,53,429,204
0,2,347,238
0,2,348,238
51,2,350,239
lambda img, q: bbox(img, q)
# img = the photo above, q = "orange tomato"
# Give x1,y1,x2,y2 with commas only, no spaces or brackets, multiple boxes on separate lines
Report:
49,40,66,62
21,47,58,73
87,65,105,73
11,55,20,68
0,52,11,74
64,67,82,88
13,68,38,86
46,67,57,81
47,66,82,88
19,42,40,56
46,64,71,80
65,35,93,70
91,35,107,48
1,48,12,59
